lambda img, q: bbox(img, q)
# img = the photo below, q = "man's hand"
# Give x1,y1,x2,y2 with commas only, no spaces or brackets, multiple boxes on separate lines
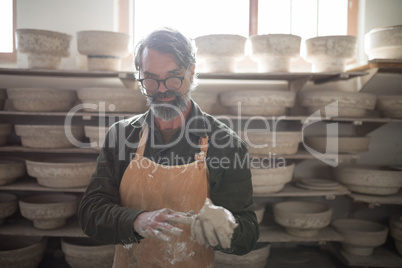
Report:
134,208,194,242
191,198,238,249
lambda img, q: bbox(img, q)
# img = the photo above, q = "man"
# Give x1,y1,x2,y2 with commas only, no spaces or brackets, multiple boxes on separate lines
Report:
78,28,259,267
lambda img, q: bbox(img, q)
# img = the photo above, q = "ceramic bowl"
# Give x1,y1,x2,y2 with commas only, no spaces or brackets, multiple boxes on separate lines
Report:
215,243,270,268
0,124,12,146
195,34,247,73
61,237,115,268
304,136,371,154
0,193,18,225
16,29,72,69
7,88,77,112
250,34,301,72
273,201,333,237
84,126,109,151
19,193,79,229
332,219,389,256
333,164,402,195
220,90,296,116
0,235,47,268
365,25,402,59
305,35,357,72
251,163,295,194
77,31,130,71
15,124,84,148
26,157,97,188
0,157,26,185
0,89,6,110
389,214,402,255
77,87,147,113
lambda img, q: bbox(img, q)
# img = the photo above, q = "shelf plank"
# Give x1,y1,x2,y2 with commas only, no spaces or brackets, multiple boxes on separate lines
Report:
0,178,86,193
249,150,359,162
258,225,343,243
0,218,86,237
348,190,402,206
348,59,402,74
253,183,350,198
0,145,99,154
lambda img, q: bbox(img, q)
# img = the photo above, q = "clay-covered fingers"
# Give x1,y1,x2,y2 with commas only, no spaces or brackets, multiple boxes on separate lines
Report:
163,210,196,225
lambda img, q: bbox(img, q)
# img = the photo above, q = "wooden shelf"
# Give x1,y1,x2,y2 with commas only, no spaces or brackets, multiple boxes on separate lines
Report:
258,225,343,243
249,150,359,163
0,145,99,154
348,190,402,207
348,59,402,74
0,218,86,238
0,177,86,193
253,183,349,199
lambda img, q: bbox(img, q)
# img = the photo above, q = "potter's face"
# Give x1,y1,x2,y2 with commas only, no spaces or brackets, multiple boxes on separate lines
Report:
140,48,194,121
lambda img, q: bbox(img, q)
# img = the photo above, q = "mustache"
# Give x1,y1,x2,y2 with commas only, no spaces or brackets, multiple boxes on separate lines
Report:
150,90,182,101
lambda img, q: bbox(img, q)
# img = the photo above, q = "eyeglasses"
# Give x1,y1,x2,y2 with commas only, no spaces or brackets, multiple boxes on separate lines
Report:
138,64,190,93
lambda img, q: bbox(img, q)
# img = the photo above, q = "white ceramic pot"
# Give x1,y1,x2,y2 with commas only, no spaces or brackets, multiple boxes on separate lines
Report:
305,35,357,72
304,136,371,154
0,157,26,186
84,126,109,151
16,29,72,69
365,25,402,59
251,163,295,194
215,243,271,268
273,201,333,237
250,34,301,72
0,193,18,225
195,34,247,73
332,219,389,256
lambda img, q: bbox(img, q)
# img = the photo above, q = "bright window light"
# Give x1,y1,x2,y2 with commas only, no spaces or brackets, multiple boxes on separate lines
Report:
0,0,13,53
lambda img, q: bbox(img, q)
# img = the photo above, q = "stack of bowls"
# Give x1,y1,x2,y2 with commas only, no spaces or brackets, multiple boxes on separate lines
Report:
377,95,402,119
16,29,72,69
389,214,402,255
365,25,402,60
220,90,296,116
249,34,301,72
215,243,271,268
0,157,26,186
0,124,12,146
251,163,295,195
304,135,371,154
0,193,18,225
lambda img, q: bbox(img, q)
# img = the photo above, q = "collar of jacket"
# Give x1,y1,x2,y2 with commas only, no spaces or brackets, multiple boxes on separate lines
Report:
130,98,209,138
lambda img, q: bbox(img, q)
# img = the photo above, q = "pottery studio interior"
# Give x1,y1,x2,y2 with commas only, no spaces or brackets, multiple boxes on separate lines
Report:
0,0,402,267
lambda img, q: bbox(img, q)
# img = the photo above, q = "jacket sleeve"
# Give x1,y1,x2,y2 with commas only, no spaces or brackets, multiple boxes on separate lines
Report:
78,124,144,245
208,140,260,255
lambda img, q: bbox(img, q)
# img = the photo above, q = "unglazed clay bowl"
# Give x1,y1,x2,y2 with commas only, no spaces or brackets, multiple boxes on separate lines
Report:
0,89,6,110
61,237,115,268
250,34,301,72
377,95,402,119
77,87,147,113
304,136,371,154
305,35,357,72
0,124,12,146
0,193,18,225
333,164,402,195
16,29,72,69
273,201,332,237
332,219,389,256
220,90,296,116
15,124,84,148
240,131,302,156
389,214,402,255
0,157,26,185
7,88,77,112
0,236,47,268
84,125,109,151
77,31,130,71
365,25,402,59
19,193,79,229
195,34,247,73
251,163,295,195
215,243,271,268
26,157,97,188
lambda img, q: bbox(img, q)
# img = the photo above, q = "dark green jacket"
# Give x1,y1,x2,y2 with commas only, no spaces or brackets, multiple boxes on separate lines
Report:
78,100,259,255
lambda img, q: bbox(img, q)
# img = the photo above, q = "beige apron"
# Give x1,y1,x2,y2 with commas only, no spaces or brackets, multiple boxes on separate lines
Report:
113,125,215,267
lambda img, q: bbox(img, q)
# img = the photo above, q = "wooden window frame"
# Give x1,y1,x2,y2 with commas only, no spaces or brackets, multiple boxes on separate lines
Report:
0,0,17,62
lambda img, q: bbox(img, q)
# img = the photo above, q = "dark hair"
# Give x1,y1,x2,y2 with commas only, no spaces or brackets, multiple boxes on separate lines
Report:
134,27,196,71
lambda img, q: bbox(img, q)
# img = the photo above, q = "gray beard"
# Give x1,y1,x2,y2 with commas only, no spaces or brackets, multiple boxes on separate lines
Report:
147,91,191,122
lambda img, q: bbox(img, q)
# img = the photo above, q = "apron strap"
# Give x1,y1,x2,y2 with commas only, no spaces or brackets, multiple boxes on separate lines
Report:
198,135,209,156
136,124,149,156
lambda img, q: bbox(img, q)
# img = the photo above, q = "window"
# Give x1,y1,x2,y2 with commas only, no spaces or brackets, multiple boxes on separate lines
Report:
0,0,16,62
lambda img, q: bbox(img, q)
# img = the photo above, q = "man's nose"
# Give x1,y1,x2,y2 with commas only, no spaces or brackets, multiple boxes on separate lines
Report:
157,81,169,93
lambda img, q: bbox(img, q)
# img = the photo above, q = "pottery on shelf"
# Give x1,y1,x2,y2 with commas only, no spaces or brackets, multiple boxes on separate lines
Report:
19,193,79,230
195,34,247,73
304,35,357,72
0,89,6,110
220,90,296,116
333,164,402,196
7,88,77,112
0,157,26,186
26,157,97,188
16,29,72,69
215,243,271,268
365,25,402,59
251,163,295,194
377,95,402,119
304,136,371,154
15,124,84,148
389,214,402,256
0,193,18,225
61,237,115,268
77,30,131,71
273,201,333,237
332,219,389,256
84,125,109,151
0,235,47,268
249,34,301,72
77,87,147,113
295,178,342,191
0,124,12,146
